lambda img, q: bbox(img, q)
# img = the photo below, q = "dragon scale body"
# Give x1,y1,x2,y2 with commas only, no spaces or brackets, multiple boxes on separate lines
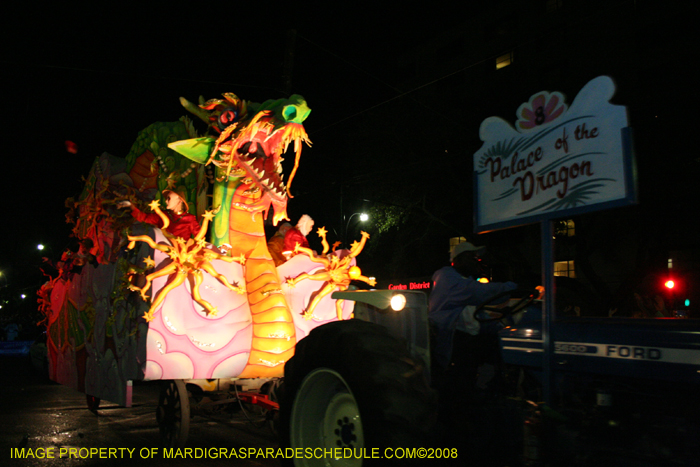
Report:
227,189,296,378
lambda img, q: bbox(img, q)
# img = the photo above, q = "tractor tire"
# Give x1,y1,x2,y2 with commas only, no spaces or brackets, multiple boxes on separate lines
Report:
279,319,437,465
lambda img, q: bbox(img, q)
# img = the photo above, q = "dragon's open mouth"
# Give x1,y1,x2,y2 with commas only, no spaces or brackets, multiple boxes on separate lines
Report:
215,125,288,205
234,137,286,203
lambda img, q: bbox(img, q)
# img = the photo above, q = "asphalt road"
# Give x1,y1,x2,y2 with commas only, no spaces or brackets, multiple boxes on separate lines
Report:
0,356,280,467
5,350,683,467
0,353,516,467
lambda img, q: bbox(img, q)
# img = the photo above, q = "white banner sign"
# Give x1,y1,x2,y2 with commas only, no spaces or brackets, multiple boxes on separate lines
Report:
473,76,636,232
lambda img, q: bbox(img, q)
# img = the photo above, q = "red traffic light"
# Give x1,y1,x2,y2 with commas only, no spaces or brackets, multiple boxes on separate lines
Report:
664,280,675,289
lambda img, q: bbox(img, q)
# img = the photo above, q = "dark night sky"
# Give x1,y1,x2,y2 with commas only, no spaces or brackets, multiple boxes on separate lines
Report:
2,2,699,304
0,4,464,290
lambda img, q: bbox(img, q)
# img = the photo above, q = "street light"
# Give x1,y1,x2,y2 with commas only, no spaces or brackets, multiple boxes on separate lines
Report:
345,212,369,230
36,243,54,262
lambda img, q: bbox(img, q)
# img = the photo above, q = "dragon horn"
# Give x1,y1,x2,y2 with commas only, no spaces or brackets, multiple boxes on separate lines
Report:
179,96,210,125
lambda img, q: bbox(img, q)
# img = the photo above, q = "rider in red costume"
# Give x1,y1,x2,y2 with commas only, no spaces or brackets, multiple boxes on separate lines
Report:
283,214,314,256
118,190,200,240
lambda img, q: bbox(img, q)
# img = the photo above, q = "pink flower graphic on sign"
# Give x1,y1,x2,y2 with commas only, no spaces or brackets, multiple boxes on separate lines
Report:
516,91,567,130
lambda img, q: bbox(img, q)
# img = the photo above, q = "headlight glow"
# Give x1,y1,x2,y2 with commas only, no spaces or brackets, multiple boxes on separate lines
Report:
390,294,406,311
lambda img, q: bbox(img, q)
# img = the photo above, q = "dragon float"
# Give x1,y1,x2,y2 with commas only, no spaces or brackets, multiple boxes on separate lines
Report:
165,92,311,378
39,92,374,406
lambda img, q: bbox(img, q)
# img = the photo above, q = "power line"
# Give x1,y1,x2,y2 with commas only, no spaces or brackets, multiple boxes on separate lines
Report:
0,60,284,94
296,33,463,135
303,0,639,134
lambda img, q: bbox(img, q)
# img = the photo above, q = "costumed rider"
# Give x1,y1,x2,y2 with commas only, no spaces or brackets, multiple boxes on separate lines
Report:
268,222,293,266
117,189,200,240
41,238,96,278
429,241,517,391
283,214,314,258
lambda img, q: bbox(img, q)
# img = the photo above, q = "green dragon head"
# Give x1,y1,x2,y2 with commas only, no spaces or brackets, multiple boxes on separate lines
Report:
169,93,311,225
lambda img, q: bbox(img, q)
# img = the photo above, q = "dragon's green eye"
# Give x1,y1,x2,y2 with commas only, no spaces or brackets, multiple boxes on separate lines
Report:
280,96,311,124
283,105,297,122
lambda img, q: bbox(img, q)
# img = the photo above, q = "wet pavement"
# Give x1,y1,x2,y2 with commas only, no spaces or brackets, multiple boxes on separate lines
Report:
4,353,684,466
0,356,280,466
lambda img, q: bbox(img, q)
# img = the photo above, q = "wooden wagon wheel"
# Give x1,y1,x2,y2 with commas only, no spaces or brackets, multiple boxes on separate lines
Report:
156,380,190,448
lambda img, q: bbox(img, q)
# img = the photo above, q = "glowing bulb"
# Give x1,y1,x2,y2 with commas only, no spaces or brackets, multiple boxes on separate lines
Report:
390,294,406,311
665,280,675,289
348,266,361,280
359,213,369,222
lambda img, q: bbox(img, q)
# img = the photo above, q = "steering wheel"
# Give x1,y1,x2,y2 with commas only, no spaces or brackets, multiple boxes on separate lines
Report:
473,287,540,323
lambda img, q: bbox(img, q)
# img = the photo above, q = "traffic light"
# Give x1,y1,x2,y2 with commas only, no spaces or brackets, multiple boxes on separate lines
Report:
662,277,692,316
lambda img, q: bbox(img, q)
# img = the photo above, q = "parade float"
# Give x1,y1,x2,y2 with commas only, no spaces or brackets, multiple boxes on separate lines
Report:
37,92,376,446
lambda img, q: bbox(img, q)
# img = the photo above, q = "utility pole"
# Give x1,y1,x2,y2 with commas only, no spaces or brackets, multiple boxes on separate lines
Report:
282,29,297,96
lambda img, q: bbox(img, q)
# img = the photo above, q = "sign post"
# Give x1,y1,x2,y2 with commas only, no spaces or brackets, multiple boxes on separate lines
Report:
473,76,637,406
541,220,555,405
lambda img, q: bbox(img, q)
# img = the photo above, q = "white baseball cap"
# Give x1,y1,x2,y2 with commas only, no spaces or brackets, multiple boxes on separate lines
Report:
450,241,485,261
